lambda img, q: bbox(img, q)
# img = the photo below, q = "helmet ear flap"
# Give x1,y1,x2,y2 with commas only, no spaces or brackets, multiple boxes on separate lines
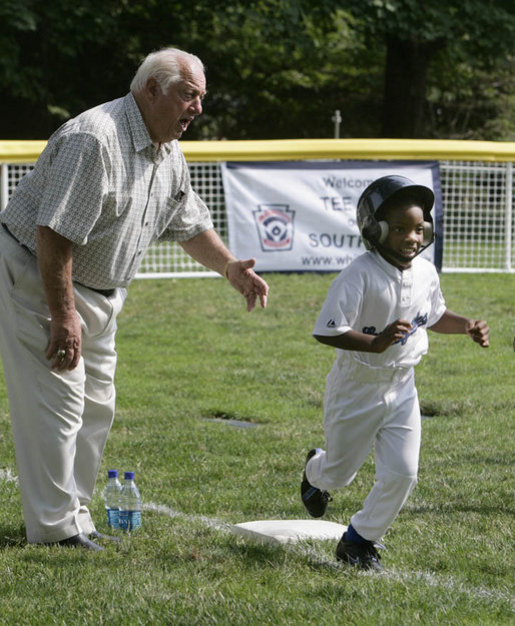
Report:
362,218,389,248
377,221,389,244
423,221,434,245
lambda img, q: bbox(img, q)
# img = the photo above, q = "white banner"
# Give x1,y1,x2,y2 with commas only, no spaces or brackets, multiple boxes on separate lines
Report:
221,161,443,272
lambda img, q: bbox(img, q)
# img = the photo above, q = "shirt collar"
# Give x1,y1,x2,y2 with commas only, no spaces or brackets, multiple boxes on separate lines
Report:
370,249,412,280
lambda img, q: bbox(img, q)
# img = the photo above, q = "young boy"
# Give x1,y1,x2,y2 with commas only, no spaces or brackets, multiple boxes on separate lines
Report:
301,175,489,571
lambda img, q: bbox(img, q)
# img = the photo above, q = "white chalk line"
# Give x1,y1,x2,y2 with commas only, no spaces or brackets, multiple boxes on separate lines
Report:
0,468,19,484
1,471,512,610
143,501,234,534
145,500,515,610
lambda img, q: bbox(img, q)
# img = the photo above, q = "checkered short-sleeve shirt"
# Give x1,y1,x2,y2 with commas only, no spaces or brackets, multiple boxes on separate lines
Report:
0,93,213,289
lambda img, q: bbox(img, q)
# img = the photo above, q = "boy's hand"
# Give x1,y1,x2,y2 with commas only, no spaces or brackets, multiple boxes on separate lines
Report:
372,319,412,353
466,320,490,347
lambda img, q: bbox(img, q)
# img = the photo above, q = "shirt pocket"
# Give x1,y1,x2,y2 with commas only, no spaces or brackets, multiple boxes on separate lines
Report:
155,194,183,238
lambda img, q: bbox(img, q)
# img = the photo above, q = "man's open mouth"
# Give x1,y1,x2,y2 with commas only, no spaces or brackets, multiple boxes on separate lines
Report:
179,117,193,131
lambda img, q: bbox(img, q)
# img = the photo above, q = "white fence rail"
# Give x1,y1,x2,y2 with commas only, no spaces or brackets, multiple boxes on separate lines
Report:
1,153,514,275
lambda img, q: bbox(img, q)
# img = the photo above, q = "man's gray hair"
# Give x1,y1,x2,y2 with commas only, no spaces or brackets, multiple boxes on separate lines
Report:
130,47,204,94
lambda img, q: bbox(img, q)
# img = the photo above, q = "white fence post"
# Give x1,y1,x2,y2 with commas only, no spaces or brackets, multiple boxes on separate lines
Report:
504,161,513,271
0,164,7,211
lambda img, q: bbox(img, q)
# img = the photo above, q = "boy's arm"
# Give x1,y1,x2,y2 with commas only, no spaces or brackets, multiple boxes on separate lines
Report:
314,319,412,354
428,309,489,347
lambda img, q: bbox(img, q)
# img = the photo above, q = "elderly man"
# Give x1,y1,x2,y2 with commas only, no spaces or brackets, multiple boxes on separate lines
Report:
0,47,269,550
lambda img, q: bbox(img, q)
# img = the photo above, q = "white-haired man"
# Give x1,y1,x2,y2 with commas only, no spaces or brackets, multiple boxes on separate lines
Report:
0,48,269,550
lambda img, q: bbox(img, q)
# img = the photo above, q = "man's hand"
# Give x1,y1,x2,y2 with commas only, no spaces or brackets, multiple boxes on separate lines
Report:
225,258,269,311
46,311,82,371
179,231,269,311
466,319,490,347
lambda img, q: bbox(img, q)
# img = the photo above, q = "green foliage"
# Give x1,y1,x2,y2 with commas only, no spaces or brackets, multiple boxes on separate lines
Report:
0,0,513,139
427,50,515,140
191,5,380,139
0,273,513,623
347,0,515,51
344,0,515,137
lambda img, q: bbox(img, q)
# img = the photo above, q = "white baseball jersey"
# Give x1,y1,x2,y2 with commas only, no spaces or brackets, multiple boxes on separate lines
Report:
313,250,446,371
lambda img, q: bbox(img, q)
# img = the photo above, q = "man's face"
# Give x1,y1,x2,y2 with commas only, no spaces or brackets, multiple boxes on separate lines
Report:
145,63,206,144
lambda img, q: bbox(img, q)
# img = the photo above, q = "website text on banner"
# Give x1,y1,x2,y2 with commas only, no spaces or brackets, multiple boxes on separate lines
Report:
222,161,443,273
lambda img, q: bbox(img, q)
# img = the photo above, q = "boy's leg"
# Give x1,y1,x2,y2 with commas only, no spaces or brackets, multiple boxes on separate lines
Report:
350,372,421,542
306,369,386,491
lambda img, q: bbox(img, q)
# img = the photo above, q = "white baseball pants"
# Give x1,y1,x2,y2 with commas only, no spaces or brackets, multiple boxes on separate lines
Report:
306,358,421,542
0,227,126,543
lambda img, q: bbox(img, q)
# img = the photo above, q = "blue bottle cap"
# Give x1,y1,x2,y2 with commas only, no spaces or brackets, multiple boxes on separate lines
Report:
125,471,135,479
108,469,118,478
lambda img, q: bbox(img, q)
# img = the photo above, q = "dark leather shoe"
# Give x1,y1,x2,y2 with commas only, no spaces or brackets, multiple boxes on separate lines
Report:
90,531,121,543
53,532,103,551
301,449,332,518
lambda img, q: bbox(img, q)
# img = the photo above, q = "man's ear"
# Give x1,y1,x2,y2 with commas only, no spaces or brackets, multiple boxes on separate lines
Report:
145,78,160,102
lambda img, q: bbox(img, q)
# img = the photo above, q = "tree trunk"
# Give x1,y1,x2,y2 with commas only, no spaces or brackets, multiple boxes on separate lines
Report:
381,36,439,138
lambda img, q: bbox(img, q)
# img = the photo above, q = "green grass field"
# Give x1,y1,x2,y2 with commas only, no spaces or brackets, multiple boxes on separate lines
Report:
0,272,513,625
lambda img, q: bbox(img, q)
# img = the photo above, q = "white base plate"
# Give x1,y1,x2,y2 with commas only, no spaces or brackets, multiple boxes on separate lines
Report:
232,519,347,545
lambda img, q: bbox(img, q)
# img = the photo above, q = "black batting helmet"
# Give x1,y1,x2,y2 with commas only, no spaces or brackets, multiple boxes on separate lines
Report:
357,175,435,251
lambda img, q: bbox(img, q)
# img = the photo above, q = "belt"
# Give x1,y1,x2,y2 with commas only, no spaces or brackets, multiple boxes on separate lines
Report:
90,287,115,297
2,224,115,298
75,282,116,298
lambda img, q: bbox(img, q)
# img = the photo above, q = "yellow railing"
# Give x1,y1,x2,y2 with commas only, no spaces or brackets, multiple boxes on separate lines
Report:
1,138,514,164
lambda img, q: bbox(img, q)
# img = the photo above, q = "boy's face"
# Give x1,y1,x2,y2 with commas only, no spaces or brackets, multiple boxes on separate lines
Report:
380,203,425,270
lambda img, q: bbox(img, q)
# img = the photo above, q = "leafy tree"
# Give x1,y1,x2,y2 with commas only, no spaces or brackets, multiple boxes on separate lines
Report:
344,0,515,137
0,0,513,140
0,0,135,138
182,4,380,139
427,45,515,140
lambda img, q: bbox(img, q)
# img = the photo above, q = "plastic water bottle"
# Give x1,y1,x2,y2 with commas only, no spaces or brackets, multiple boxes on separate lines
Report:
105,469,122,529
118,471,142,531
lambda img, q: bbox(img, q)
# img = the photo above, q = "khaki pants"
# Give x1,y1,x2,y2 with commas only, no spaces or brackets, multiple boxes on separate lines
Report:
307,359,421,542
0,228,126,543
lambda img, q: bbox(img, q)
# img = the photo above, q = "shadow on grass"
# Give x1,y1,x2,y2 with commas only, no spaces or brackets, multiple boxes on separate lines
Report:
0,522,26,548
202,409,261,428
225,536,344,574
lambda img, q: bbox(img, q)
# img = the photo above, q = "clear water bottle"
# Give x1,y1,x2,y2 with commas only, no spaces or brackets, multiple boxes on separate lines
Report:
105,469,122,529
118,471,142,531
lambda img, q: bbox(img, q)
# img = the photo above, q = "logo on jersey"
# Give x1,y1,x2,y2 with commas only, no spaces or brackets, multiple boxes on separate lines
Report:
362,312,428,345
253,204,295,252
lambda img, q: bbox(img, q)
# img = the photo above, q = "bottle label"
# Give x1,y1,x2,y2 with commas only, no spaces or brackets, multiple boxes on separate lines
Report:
119,510,141,531
106,508,120,529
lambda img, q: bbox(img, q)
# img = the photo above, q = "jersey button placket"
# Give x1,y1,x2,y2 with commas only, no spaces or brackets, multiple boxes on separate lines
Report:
400,268,413,307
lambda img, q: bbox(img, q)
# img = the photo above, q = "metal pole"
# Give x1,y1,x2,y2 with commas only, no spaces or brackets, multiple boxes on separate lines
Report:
332,110,341,139
504,161,513,271
0,164,8,210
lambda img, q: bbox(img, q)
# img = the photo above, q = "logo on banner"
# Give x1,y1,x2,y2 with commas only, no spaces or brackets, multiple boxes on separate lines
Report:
253,204,295,252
